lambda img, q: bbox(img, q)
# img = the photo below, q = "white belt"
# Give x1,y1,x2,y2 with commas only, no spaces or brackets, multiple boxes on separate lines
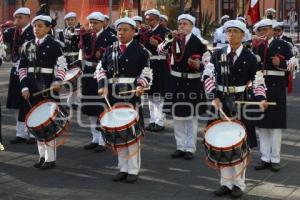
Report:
84,60,97,67
64,52,79,56
170,70,201,79
150,55,166,60
263,70,285,76
217,85,246,93
108,77,136,84
28,67,54,74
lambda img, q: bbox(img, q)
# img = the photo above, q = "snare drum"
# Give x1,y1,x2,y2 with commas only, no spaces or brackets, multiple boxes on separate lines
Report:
98,104,143,148
25,100,69,142
64,67,82,92
203,120,250,168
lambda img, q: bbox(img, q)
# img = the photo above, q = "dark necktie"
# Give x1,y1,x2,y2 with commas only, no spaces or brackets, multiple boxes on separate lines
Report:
120,44,127,54
228,51,236,67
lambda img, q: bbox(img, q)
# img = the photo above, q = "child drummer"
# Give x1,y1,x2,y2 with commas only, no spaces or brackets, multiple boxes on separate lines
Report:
19,15,67,170
97,17,152,183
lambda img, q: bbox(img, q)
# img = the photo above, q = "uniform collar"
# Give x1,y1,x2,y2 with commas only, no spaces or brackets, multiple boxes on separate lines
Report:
268,37,274,45
227,44,243,57
151,24,159,31
96,28,104,37
35,34,48,45
119,39,133,48
185,32,192,44
22,23,30,33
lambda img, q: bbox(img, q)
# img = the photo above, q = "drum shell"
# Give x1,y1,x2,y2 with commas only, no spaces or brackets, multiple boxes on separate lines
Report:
203,120,250,167
25,100,69,142
64,68,82,92
101,122,143,148
98,104,143,148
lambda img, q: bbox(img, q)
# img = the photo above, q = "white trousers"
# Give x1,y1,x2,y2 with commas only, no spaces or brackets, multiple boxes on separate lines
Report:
67,90,80,105
118,141,141,175
14,110,34,139
37,140,56,162
148,96,165,126
173,117,198,153
258,128,282,163
220,162,246,191
89,116,105,145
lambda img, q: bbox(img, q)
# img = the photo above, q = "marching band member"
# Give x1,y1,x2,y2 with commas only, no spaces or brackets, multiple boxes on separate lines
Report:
132,16,143,42
273,21,294,45
57,12,81,108
236,16,252,47
143,9,169,132
158,14,207,160
97,17,152,183
203,20,267,198
253,19,294,172
265,8,277,20
213,15,230,48
103,15,117,35
2,7,36,144
19,15,68,170
160,14,171,32
80,12,117,152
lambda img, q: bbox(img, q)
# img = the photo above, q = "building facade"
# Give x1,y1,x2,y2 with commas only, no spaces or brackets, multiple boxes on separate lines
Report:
1,0,299,28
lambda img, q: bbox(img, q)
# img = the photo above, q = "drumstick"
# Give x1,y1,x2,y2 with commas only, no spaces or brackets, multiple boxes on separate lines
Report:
118,87,150,95
235,101,277,106
32,82,67,97
104,96,112,110
219,107,232,123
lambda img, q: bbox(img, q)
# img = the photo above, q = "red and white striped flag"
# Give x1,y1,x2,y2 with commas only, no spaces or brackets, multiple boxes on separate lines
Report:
247,0,260,24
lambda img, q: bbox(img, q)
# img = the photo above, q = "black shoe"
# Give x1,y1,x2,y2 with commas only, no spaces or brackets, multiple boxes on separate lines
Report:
213,186,231,197
171,150,185,158
72,104,78,110
112,172,128,182
231,185,243,198
40,161,56,170
270,163,281,172
94,145,106,153
126,174,138,183
10,137,27,144
33,157,45,168
84,143,98,150
27,138,36,144
184,152,194,160
152,124,165,132
254,160,271,170
146,123,155,131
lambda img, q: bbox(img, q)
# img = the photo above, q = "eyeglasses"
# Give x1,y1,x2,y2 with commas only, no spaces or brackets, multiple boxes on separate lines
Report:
273,29,282,32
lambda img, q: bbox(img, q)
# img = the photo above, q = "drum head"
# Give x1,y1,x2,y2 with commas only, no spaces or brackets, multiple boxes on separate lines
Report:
205,121,246,148
27,102,57,128
100,107,138,129
64,67,81,81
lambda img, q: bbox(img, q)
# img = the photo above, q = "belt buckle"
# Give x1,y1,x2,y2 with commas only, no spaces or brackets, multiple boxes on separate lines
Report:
34,67,40,74
112,77,119,84
182,72,188,79
228,87,235,93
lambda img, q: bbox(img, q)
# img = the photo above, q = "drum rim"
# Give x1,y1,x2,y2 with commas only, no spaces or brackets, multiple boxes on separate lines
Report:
98,104,139,132
105,133,143,148
206,150,250,168
64,67,82,81
25,99,59,130
204,119,247,151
